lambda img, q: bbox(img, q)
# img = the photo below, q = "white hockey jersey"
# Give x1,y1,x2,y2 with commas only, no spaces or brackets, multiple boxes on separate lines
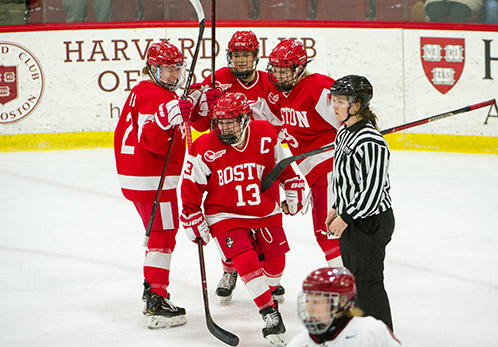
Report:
287,316,401,347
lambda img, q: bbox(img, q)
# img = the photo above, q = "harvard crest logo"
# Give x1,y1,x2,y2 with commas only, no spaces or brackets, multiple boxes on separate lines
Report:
0,42,44,124
420,37,465,94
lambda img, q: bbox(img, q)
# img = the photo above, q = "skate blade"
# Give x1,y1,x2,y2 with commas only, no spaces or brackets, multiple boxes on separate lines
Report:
147,314,187,329
217,294,233,305
265,333,286,346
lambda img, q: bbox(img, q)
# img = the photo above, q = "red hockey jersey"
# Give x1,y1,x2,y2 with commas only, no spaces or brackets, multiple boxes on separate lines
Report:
181,120,298,236
279,73,341,187
114,80,186,202
191,67,281,132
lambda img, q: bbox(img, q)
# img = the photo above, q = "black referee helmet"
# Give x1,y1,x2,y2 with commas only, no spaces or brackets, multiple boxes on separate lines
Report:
330,75,373,109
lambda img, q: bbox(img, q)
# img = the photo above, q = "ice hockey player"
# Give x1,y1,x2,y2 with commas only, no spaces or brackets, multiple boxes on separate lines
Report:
190,30,282,132
113,40,193,329
288,267,402,346
180,92,305,346
267,39,343,268
188,30,285,305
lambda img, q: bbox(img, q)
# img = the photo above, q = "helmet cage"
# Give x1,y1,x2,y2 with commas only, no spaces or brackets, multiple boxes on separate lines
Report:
267,63,306,92
227,49,260,79
297,290,353,335
212,112,251,145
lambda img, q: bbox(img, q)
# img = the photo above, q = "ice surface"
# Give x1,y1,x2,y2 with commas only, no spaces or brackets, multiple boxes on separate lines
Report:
1,149,497,346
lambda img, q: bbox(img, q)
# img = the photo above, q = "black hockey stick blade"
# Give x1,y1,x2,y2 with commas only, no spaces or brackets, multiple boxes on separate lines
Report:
260,98,496,193
206,313,239,346
197,240,240,346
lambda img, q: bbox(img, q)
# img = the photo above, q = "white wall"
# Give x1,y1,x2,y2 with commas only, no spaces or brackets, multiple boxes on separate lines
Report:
1,24,497,137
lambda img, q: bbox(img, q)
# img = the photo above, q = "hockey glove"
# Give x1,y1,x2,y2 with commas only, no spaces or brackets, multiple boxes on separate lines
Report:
155,99,193,131
281,178,305,215
205,88,223,112
180,211,210,245
197,88,223,118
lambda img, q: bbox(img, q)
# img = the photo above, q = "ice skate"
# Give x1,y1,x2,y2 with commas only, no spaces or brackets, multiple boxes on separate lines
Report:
146,292,186,329
215,272,237,304
271,284,285,304
260,306,286,346
142,281,170,315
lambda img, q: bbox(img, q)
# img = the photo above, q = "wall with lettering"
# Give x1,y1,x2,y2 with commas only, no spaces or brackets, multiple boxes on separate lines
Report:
1,23,497,138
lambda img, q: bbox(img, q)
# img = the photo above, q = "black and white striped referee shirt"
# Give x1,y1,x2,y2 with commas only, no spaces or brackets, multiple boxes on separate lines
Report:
331,118,392,225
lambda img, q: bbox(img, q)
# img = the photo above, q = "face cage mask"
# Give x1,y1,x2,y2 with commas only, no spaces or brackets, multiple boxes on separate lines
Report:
152,62,187,91
212,113,250,145
227,50,259,79
297,290,344,335
267,64,304,92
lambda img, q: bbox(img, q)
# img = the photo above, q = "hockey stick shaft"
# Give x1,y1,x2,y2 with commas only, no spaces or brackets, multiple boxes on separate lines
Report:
142,128,177,247
197,239,240,346
185,0,206,149
260,98,496,192
211,0,216,88
142,0,206,246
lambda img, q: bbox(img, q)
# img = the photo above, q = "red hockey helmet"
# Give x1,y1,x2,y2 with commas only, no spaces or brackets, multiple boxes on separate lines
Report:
227,30,259,53
267,39,308,92
268,39,307,68
227,31,260,79
146,41,186,91
297,267,356,335
211,92,251,145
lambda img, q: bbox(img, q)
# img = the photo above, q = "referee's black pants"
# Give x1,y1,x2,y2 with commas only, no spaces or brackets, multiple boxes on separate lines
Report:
339,208,395,330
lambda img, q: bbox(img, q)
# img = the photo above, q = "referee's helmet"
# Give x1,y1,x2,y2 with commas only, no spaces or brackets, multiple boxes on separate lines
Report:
330,75,373,108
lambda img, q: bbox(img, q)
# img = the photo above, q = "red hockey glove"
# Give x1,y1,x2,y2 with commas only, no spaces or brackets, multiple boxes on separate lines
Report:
180,211,210,245
179,99,193,122
282,178,305,215
155,99,193,131
205,88,223,112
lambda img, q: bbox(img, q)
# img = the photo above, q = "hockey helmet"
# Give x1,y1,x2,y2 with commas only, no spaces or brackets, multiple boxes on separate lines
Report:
211,92,251,145
146,41,186,91
227,31,260,79
297,267,356,335
329,75,373,109
267,39,308,92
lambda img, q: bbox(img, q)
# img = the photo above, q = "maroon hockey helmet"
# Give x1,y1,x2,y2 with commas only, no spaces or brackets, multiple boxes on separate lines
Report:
227,31,260,79
297,267,356,335
267,39,308,92
211,92,251,145
146,41,186,91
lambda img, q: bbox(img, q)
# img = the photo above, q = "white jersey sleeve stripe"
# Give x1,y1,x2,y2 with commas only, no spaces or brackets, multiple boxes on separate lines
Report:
183,153,211,186
118,174,180,191
315,88,342,130
297,142,335,177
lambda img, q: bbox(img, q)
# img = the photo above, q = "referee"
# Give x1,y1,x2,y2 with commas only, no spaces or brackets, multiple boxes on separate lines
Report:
325,75,395,330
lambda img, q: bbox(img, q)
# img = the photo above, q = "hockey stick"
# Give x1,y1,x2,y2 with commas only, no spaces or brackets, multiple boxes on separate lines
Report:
142,0,206,247
197,239,240,346
211,0,216,88
190,1,239,345
261,98,497,192
185,0,206,149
